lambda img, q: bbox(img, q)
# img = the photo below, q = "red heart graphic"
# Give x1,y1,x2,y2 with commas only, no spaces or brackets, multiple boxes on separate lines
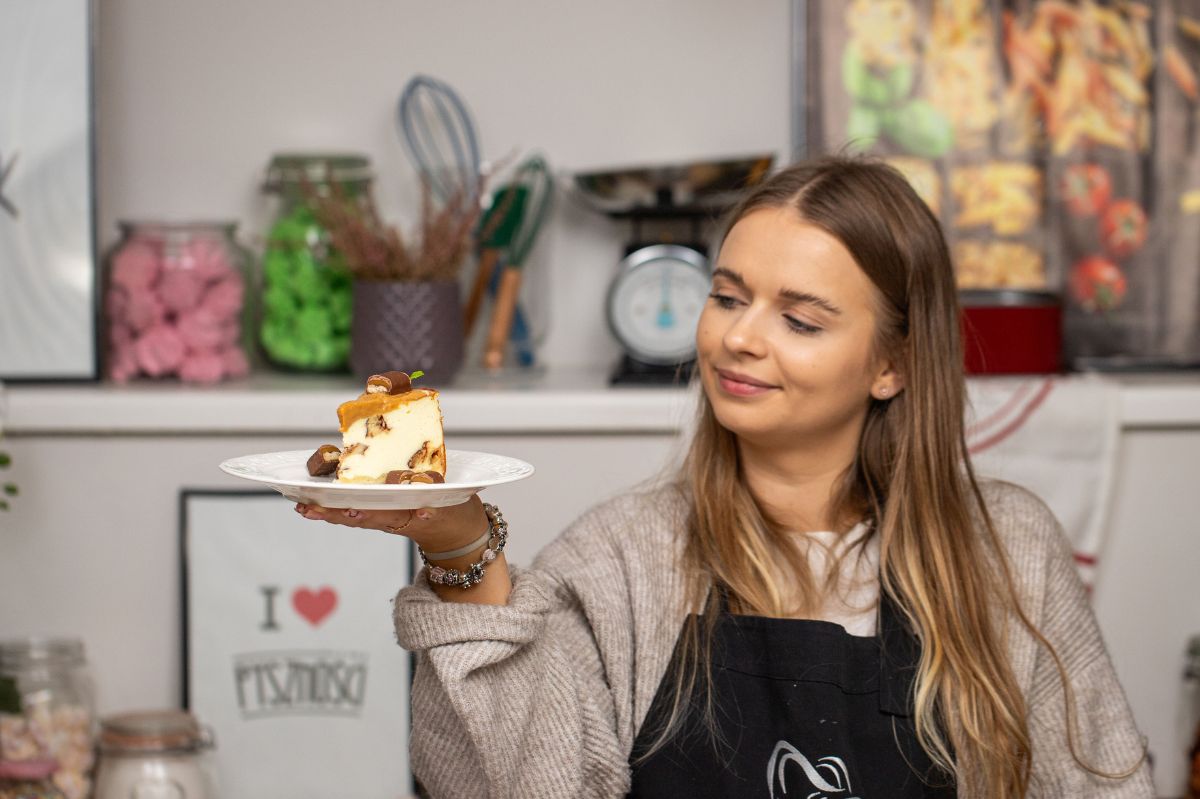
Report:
292,586,338,627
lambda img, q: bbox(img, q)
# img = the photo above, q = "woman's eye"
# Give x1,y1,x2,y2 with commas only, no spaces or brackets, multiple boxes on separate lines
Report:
785,317,822,335
708,292,738,308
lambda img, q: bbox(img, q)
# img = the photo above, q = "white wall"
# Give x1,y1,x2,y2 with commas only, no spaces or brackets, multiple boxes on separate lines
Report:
95,0,793,371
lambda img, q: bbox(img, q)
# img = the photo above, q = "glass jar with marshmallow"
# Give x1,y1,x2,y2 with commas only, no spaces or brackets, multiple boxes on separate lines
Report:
101,221,253,384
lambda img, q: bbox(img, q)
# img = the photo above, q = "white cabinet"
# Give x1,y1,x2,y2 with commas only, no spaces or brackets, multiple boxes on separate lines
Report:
2,371,1198,796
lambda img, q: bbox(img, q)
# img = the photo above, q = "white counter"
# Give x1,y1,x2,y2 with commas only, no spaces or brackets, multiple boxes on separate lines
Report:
5,368,1200,435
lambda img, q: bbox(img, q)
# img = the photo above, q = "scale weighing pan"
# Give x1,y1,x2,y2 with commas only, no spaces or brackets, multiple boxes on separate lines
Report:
572,154,774,216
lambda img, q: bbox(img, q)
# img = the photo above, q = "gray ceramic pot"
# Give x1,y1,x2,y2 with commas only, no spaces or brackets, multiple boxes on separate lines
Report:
350,279,464,385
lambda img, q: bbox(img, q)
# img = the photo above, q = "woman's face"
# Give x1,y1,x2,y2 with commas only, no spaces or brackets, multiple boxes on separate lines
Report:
695,207,895,450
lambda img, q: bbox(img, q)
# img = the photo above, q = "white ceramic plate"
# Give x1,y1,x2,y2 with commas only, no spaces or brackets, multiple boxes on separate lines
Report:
218,449,535,509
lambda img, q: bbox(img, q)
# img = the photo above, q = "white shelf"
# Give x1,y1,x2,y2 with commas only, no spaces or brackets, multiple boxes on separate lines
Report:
3,368,1198,436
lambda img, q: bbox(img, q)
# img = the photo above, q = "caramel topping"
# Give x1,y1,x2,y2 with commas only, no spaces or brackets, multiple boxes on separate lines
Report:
337,388,438,432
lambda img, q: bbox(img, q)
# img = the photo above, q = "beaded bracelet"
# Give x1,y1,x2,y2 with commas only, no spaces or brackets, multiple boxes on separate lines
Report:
419,502,508,589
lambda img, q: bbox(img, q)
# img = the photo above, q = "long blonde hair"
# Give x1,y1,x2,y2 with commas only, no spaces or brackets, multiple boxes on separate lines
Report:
645,156,1137,797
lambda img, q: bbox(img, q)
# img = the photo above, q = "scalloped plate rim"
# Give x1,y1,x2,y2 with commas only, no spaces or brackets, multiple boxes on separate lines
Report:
218,448,535,493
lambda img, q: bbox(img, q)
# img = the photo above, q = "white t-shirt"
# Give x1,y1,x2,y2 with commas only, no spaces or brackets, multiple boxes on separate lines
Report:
789,519,880,637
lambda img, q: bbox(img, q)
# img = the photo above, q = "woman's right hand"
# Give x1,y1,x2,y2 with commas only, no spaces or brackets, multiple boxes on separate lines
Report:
294,493,489,552
293,494,512,604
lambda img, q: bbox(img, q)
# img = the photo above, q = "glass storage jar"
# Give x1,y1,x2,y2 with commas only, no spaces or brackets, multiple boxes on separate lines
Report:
93,710,217,799
0,638,96,799
259,153,374,372
102,221,253,384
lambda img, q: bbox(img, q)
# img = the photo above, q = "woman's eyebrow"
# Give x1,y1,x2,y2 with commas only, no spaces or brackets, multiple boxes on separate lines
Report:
711,266,843,316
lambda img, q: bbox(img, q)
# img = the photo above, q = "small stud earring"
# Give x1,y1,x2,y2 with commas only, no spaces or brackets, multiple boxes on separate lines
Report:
879,387,890,398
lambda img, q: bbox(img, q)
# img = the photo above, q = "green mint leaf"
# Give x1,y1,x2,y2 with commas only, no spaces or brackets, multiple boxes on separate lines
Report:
410,370,424,381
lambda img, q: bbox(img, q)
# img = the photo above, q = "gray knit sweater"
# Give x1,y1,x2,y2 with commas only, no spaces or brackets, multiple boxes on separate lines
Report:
393,479,1153,798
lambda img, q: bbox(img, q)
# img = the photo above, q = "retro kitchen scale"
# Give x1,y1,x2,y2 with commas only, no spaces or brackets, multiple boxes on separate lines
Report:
572,154,773,385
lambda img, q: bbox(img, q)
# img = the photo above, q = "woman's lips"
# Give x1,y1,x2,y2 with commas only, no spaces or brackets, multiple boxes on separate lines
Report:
716,370,778,397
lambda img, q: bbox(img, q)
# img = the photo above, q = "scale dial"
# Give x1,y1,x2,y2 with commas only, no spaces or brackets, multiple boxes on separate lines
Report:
606,244,711,365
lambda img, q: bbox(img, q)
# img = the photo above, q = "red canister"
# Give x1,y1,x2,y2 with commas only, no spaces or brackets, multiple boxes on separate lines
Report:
959,290,1063,375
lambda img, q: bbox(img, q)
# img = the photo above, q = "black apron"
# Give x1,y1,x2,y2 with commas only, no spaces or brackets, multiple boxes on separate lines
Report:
627,586,956,798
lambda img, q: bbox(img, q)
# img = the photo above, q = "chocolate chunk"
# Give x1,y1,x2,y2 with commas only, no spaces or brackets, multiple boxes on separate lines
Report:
306,444,341,476
365,414,390,436
384,468,443,485
408,441,432,469
366,371,412,395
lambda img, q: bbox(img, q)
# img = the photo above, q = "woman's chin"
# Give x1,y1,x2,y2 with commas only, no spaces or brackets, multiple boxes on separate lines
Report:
712,408,777,442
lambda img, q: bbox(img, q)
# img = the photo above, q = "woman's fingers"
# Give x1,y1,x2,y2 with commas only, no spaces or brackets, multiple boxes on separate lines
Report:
294,503,366,527
294,503,436,532
292,498,488,553
294,503,350,519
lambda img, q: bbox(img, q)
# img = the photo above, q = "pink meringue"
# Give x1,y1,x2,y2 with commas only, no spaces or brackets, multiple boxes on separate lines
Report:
108,320,133,349
158,269,205,314
218,321,242,347
200,276,244,321
183,236,234,282
134,325,186,377
179,351,226,384
106,286,130,320
125,289,166,332
107,341,139,384
110,242,160,290
176,307,225,353
219,346,251,378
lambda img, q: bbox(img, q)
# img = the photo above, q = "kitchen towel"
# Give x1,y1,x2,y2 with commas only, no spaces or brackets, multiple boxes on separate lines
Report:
965,373,1123,589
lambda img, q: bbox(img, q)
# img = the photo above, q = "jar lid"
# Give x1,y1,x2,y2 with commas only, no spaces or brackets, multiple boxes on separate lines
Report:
0,638,85,669
959,289,1061,308
99,710,209,754
116,220,239,238
265,153,373,188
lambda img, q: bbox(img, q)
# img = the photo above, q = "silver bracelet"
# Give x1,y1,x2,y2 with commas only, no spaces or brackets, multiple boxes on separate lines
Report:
419,502,507,589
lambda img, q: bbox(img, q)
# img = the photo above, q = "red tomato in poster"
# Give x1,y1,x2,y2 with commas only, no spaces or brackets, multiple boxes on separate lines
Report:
1100,199,1148,258
1070,256,1127,312
1060,163,1112,217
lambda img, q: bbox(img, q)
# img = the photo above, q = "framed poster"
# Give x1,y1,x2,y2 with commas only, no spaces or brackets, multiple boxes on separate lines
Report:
0,0,98,380
796,0,1200,368
181,490,414,799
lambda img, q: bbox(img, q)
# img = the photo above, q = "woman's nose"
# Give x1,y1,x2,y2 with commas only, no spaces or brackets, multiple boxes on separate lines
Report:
723,306,768,356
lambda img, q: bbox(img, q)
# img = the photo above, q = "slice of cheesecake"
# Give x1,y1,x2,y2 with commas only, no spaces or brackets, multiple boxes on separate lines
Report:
334,371,446,484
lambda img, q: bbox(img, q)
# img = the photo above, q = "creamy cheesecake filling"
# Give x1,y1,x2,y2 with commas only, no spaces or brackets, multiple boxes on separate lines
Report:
335,390,445,483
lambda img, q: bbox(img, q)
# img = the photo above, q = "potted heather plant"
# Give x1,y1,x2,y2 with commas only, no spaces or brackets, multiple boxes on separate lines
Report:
311,181,483,385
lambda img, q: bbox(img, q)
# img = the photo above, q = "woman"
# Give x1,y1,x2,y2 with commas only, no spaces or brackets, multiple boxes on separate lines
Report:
296,157,1152,798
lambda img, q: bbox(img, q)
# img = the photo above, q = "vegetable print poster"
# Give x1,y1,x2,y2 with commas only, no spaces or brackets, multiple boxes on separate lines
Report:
806,0,1200,366
182,491,412,799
